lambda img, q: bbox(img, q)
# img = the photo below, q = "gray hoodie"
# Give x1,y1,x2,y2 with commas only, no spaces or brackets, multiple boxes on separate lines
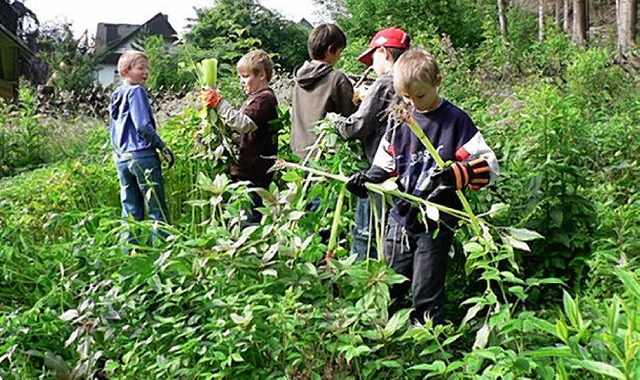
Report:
337,71,396,164
290,60,356,159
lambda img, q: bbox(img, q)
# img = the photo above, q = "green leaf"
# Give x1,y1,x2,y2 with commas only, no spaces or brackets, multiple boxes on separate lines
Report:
473,322,490,350
384,308,410,336
344,345,372,362
196,172,215,192
485,202,509,218
409,360,446,373
525,346,572,358
562,290,583,328
567,359,626,380
615,268,640,301
461,303,484,327
464,242,484,254
508,286,527,301
506,227,544,241
506,236,531,252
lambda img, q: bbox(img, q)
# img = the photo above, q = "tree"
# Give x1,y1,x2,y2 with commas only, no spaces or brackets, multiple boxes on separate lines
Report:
616,0,637,53
497,0,508,36
555,0,563,28
36,22,100,92
185,0,309,73
563,0,570,31
539,0,546,41
572,0,588,45
334,0,485,48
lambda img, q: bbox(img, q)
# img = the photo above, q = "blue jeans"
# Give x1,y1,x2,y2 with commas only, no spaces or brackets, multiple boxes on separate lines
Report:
384,217,454,325
351,194,383,261
116,155,169,245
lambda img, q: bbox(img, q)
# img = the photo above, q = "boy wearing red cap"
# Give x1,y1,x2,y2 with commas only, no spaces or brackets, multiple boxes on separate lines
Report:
346,50,499,326
336,28,411,261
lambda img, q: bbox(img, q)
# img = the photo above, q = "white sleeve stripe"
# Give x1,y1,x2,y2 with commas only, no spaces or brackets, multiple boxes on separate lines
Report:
372,136,395,173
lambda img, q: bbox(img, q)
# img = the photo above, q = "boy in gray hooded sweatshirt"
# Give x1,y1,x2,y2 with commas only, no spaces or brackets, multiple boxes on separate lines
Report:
290,23,357,160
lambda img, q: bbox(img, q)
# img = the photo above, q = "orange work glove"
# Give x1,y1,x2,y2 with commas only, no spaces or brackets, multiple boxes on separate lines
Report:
200,88,223,109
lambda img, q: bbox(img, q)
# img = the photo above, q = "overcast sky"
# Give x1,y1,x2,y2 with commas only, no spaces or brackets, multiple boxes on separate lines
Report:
23,0,320,38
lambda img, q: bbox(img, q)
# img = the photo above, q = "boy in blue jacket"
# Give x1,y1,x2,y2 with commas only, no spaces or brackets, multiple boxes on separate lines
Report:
109,50,174,245
347,50,499,325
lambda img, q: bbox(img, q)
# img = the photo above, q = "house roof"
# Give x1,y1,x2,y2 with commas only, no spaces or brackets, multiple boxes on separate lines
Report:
95,12,178,61
0,0,33,57
0,18,33,58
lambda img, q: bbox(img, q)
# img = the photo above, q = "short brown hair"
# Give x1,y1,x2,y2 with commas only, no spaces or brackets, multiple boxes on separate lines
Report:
307,23,347,60
117,50,148,76
393,50,441,94
237,49,274,82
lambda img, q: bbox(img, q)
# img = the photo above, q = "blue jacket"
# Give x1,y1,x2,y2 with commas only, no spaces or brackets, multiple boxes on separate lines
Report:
371,99,499,232
109,84,165,160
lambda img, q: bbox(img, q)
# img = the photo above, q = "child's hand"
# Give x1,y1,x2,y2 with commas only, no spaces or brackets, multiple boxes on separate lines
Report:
161,146,175,168
200,88,223,109
346,172,370,198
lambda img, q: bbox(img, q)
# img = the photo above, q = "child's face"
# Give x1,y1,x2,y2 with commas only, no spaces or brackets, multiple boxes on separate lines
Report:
239,68,267,95
371,47,391,76
123,57,149,85
399,79,441,113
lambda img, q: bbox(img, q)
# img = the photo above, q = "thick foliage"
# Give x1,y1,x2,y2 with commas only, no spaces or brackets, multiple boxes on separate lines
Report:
337,0,485,48
2,12,640,378
37,22,101,93
185,0,309,73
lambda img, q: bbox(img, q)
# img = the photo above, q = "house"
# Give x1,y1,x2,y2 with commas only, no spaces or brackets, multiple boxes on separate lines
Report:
0,0,34,100
93,13,177,88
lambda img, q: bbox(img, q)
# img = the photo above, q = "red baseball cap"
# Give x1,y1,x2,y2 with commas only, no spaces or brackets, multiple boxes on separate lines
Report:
357,28,411,66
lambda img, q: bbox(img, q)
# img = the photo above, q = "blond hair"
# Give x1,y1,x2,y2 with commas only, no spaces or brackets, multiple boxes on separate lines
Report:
117,50,148,76
393,50,441,94
237,49,274,82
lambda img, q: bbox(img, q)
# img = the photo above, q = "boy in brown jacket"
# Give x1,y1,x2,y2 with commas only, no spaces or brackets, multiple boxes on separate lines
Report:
201,49,279,224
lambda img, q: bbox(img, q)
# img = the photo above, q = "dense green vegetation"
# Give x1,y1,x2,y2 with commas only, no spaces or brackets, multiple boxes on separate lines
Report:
2,1,640,378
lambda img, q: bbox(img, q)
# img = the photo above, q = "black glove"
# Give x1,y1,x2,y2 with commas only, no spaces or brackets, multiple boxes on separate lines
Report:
426,159,491,199
346,172,370,198
346,166,390,198
160,146,175,168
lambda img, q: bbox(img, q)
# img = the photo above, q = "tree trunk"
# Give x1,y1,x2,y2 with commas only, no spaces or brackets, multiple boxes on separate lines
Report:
617,0,637,53
563,0,570,31
573,0,587,45
539,0,545,41
497,0,508,36
555,0,563,27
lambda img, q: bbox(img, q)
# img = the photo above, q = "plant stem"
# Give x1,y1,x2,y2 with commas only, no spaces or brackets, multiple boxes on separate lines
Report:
326,185,346,258
276,159,470,221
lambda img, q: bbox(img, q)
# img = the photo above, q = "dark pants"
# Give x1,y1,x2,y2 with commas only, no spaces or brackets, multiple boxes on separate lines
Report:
351,194,384,261
116,155,169,246
384,217,454,325
232,176,269,224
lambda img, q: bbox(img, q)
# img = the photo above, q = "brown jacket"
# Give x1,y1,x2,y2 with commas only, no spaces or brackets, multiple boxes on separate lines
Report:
226,88,279,182
290,60,356,159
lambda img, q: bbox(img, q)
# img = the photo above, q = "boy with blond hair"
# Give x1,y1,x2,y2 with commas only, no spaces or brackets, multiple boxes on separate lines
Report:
201,49,279,224
109,50,174,246
290,23,357,159
346,50,499,325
